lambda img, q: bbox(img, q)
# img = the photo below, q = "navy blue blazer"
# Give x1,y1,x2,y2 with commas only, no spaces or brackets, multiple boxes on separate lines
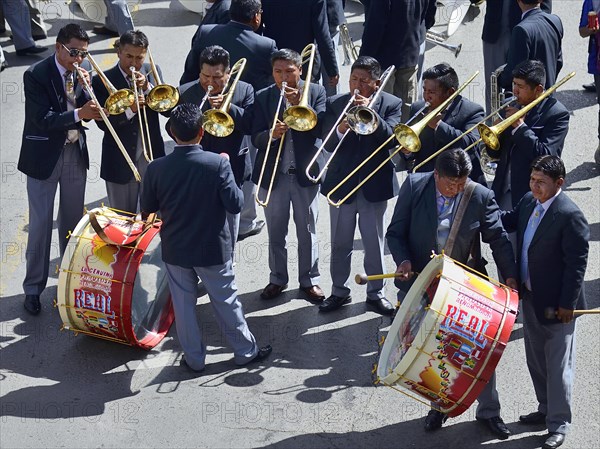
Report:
499,8,563,90
141,145,243,268
502,191,589,324
181,21,277,90
201,0,230,26
261,0,339,78
386,172,517,292
408,97,485,180
489,96,569,208
482,0,552,44
320,91,402,203
251,81,327,188
326,0,345,34
18,54,92,180
360,0,436,69
172,79,254,185
92,63,166,184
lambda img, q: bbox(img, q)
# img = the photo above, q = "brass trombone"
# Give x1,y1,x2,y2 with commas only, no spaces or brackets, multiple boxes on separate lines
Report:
145,48,180,113
305,65,395,183
129,66,153,162
86,54,135,115
202,58,247,137
326,71,479,207
73,62,141,182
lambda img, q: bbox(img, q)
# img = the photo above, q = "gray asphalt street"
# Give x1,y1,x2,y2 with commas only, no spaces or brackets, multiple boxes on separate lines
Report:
0,1,598,448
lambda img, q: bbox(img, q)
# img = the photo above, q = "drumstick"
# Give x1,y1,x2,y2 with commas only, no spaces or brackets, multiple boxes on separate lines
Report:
543,307,600,319
355,272,417,285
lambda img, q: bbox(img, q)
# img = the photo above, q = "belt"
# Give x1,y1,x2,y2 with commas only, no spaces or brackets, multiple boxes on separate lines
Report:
286,167,296,175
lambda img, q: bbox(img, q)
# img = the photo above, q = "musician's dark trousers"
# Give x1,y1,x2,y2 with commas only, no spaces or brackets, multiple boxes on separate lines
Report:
23,143,86,295
105,149,149,214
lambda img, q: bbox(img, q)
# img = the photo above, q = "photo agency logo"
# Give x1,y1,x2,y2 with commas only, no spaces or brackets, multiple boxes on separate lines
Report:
36,0,143,23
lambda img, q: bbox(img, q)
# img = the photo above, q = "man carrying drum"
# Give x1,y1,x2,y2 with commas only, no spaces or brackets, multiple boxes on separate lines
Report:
386,148,518,439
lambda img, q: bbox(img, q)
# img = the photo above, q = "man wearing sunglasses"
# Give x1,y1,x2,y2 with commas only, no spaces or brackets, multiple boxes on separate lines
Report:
18,23,103,316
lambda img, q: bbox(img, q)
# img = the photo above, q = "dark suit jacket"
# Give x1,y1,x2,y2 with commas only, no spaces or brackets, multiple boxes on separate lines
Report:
326,0,345,34
201,0,230,25
386,172,517,292
482,0,552,44
320,91,402,203
251,81,327,188
407,97,485,180
141,144,243,268
489,96,569,208
181,21,277,90
261,0,339,78
360,0,436,69
172,79,254,185
18,54,92,180
502,192,589,324
92,63,166,184
499,8,563,90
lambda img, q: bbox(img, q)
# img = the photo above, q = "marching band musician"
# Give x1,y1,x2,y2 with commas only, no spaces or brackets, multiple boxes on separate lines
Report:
318,56,402,315
174,45,254,259
251,49,327,302
92,30,166,214
386,148,518,439
400,63,486,183
487,60,569,212
19,23,102,316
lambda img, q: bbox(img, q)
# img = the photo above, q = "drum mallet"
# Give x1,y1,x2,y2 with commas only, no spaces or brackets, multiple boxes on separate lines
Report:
543,307,600,319
355,272,416,285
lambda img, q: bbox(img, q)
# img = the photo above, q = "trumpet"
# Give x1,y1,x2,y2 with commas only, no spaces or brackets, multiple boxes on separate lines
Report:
305,65,394,183
426,30,462,58
202,58,246,137
73,62,140,181
326,71,479,207
145,48,179,113
86,54,135,115
255,44,318,208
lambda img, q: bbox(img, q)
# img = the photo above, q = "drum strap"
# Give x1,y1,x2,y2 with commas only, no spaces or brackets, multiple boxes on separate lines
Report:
444,180,476,256
88,211,158,246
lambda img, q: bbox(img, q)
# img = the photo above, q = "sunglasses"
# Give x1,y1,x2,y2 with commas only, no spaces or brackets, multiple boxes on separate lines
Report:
61,43,89,58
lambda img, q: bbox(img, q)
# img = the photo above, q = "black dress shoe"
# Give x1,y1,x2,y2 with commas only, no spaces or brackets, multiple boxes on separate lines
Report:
260,283,287,300
180,357,205,373
319,295,351,312
583,82,596,92
15,45,47,56
245,345,272,365
301,285,325,302
424,409,448,431
476,416,511,440
365,298,394,315
238,220,265,241
543,432,565,449
519,410,546,425
93,25,119,37
24,295,41,315
32,35,47,41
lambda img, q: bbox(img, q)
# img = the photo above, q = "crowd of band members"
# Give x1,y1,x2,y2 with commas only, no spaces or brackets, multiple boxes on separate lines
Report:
16,1,592,448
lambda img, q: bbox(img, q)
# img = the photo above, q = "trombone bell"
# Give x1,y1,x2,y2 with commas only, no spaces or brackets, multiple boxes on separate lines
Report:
106,89,136,115
478,123,501,151
393,123,421,153
283,106,318,131
346,106,379,135
203,109,235,137
147,84,179,112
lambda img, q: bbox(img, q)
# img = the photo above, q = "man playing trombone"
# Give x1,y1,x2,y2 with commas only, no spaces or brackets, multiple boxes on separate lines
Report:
251,48,327,302
318,56,402,315
400,63,486,183
92,30,166,214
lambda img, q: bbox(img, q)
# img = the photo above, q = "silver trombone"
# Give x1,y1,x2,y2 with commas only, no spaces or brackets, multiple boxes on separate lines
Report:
340,22,359,66
198,85,214,111
426,30,462,58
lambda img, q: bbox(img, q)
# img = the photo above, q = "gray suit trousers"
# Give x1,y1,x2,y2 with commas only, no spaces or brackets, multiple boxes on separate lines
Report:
329,192,387,300
260,174,320,287
103,0,134,35
0,0,46,37
1,0,35,50
23,143,86,295
165,260,258,371
239,135,259,235
105,150,149,214
522,298,575,435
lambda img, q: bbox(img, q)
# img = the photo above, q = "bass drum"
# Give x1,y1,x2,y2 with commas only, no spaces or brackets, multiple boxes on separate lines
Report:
57,207,174,350
377,254,518,417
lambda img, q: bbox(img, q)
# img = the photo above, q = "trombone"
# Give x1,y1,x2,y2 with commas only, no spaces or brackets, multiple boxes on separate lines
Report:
340,22,359,66
73,62,141,181
305,65,394,183
255,44,318,208
145,48,179,113
326,71,479,207
202,58,246,137
426,30,462,58
86,54,135,115
129,66,153,162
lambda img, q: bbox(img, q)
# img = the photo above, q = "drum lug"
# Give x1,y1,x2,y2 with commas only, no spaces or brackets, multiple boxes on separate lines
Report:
52,298,57,308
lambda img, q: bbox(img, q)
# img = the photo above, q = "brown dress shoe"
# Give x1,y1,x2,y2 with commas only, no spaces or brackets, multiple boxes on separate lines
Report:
301,285,325,302
260,283,287,300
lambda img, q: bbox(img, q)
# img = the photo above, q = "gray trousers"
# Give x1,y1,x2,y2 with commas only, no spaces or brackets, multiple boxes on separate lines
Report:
483,36,511,116
260,174,320,287
105,151,149,214
23,143,86,295
384,65,418,122
165,260,258,371
0,0,46,37
522,297,575,435
239,136,258,235
103,0,134,35
226,211,240,262
329,192,387,300
0,0,35,50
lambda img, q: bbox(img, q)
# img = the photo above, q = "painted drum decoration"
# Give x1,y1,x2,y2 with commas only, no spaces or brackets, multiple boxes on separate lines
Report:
57,207,174,350
377,254,518,417
589,11,599,30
